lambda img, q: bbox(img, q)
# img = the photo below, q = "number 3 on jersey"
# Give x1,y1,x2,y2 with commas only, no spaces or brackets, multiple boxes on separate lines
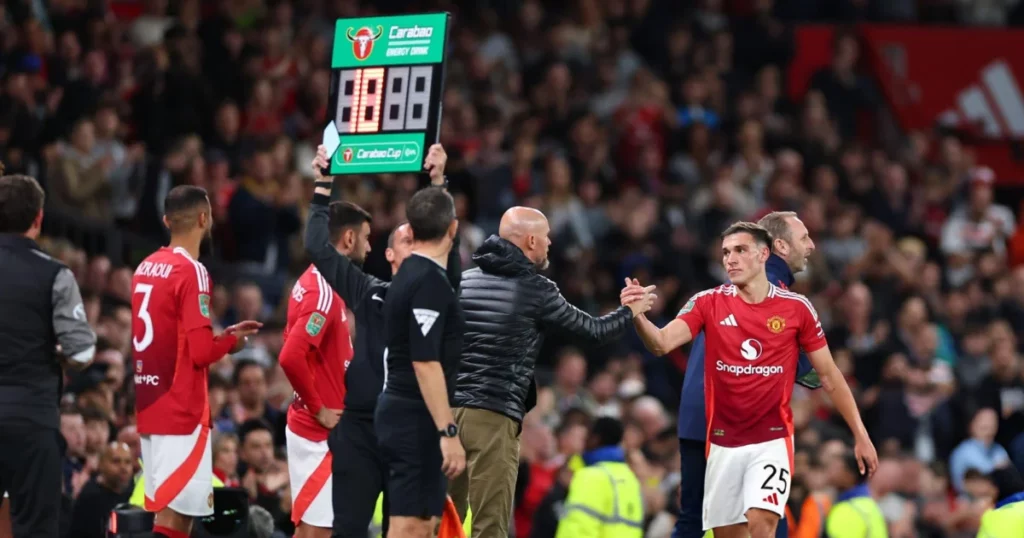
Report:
133,283,154,352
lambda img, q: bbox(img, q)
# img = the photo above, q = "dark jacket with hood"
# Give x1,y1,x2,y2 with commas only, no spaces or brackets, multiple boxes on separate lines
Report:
454,236,634,423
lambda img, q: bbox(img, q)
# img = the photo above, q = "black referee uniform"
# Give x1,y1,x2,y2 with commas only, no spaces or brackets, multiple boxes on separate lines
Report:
376,249,462,519
304,185,460,537
0,234,97,538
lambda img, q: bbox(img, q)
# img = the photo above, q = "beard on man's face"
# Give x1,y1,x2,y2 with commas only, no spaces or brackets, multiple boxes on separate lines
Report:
538,257,550,271
199,229,215,258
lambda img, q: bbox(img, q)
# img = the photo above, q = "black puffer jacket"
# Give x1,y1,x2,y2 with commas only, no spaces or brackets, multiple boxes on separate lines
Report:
455,236,634,423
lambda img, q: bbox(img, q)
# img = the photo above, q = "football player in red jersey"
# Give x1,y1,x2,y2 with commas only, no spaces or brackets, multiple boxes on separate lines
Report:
279,202,369,538
132,185,262,538
627,222,877,538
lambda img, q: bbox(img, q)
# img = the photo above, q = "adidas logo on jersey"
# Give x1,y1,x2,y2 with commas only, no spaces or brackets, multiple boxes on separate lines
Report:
413,308,439,336
720,314,738,327
762,492,780,506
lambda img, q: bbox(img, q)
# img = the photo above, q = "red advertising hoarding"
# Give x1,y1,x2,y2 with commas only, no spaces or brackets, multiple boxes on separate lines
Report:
789,25,1024,185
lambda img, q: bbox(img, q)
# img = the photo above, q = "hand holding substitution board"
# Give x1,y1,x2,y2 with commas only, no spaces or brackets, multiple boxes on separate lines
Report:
322,12,451,175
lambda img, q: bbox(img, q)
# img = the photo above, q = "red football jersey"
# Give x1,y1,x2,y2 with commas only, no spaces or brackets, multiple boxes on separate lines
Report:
132,247,216,435
282,266,352,442
676,283,827,448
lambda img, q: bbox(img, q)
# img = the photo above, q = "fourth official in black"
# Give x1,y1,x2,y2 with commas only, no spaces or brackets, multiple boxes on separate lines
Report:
377,185,465,538
305,144,456,538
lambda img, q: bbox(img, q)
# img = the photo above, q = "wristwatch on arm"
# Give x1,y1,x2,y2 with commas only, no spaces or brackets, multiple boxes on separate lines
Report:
439,423,458,438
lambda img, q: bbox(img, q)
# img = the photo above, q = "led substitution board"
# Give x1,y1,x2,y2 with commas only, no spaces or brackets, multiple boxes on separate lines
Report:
322,12,450,175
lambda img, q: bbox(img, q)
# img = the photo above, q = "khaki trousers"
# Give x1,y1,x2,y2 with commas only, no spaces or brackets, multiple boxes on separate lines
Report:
448,407,521,538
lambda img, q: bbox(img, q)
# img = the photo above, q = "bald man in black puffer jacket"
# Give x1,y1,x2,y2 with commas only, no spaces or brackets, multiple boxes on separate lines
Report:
448,206,654,538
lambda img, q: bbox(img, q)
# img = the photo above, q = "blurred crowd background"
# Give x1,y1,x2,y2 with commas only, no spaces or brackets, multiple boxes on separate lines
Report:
3,0,1024,537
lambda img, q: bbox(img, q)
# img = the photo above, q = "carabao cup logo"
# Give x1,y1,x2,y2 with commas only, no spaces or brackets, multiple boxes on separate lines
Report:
346,25,384,61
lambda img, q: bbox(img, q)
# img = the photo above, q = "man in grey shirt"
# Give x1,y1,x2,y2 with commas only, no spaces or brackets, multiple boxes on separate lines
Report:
0,168,96,538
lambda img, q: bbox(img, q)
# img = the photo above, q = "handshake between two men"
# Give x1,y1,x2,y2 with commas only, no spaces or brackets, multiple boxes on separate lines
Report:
621,278,657,317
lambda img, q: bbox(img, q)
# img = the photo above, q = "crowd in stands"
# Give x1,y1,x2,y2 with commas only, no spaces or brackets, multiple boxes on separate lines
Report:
3,0,1024,536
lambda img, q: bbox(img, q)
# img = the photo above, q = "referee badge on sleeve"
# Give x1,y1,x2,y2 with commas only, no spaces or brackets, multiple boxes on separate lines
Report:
306,313,326,336
199,294,211,318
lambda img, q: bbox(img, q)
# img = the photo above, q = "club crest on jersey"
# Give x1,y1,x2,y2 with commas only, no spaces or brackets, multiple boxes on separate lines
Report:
678,299,695,316
199,294,211,318
767,315,785,334
306,312,326,337
136,360,143,374
207,492,214,508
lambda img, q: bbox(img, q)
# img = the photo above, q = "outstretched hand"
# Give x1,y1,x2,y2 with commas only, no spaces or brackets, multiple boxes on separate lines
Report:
226,320,263,353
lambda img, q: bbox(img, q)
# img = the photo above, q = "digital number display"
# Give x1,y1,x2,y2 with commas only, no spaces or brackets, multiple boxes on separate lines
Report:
334,66,435,134
323,13,450,175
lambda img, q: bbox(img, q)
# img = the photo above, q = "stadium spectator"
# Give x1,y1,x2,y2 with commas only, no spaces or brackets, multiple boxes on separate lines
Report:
68,442,133,538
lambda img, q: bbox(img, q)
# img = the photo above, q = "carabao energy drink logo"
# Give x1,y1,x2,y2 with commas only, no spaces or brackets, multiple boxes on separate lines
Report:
345,25,384,61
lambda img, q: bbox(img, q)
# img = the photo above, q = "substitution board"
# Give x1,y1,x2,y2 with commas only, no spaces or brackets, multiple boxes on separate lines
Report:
322,12,451,175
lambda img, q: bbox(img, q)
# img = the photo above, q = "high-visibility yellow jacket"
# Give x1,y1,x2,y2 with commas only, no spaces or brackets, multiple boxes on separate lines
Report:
556,460,644,538
977,495,1024,538
370,493,472,537
825,485,887,538
129,459,224,509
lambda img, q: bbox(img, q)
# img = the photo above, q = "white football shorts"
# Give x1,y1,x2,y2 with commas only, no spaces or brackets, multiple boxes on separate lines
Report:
703,436,793,530
141,424,214,517
286,426,334,528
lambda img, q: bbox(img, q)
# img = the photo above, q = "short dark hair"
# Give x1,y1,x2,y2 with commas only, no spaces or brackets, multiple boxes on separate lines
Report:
721,221,771,248
406,187,455,242
232,359,263,387
237,418,273,446
163,185,210,233
590,417,624,447
328,201,372,244
0,169,45,234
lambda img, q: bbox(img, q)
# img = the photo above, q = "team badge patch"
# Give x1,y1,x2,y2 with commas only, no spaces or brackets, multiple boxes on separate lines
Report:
199,294,211,318
678,299,696,316
767,316,786,334
207,492,214,508
306,312,326,337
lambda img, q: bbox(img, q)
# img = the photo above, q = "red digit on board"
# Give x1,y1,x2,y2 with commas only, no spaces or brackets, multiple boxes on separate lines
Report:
354,67,384,133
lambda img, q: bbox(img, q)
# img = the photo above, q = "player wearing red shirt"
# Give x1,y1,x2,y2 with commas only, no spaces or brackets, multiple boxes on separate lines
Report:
132,186,261,538
627,222,877,538
280,262,356,537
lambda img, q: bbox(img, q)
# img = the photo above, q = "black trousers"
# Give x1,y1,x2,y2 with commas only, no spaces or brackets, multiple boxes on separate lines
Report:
0,425,61,538
329,413,389,538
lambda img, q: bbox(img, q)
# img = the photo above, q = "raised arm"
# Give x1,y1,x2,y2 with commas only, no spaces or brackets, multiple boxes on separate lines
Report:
632,316,694,357
422,144,462,291
536,277,656,343
536,280,635,343
307,147,382,313
628,284,702,356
